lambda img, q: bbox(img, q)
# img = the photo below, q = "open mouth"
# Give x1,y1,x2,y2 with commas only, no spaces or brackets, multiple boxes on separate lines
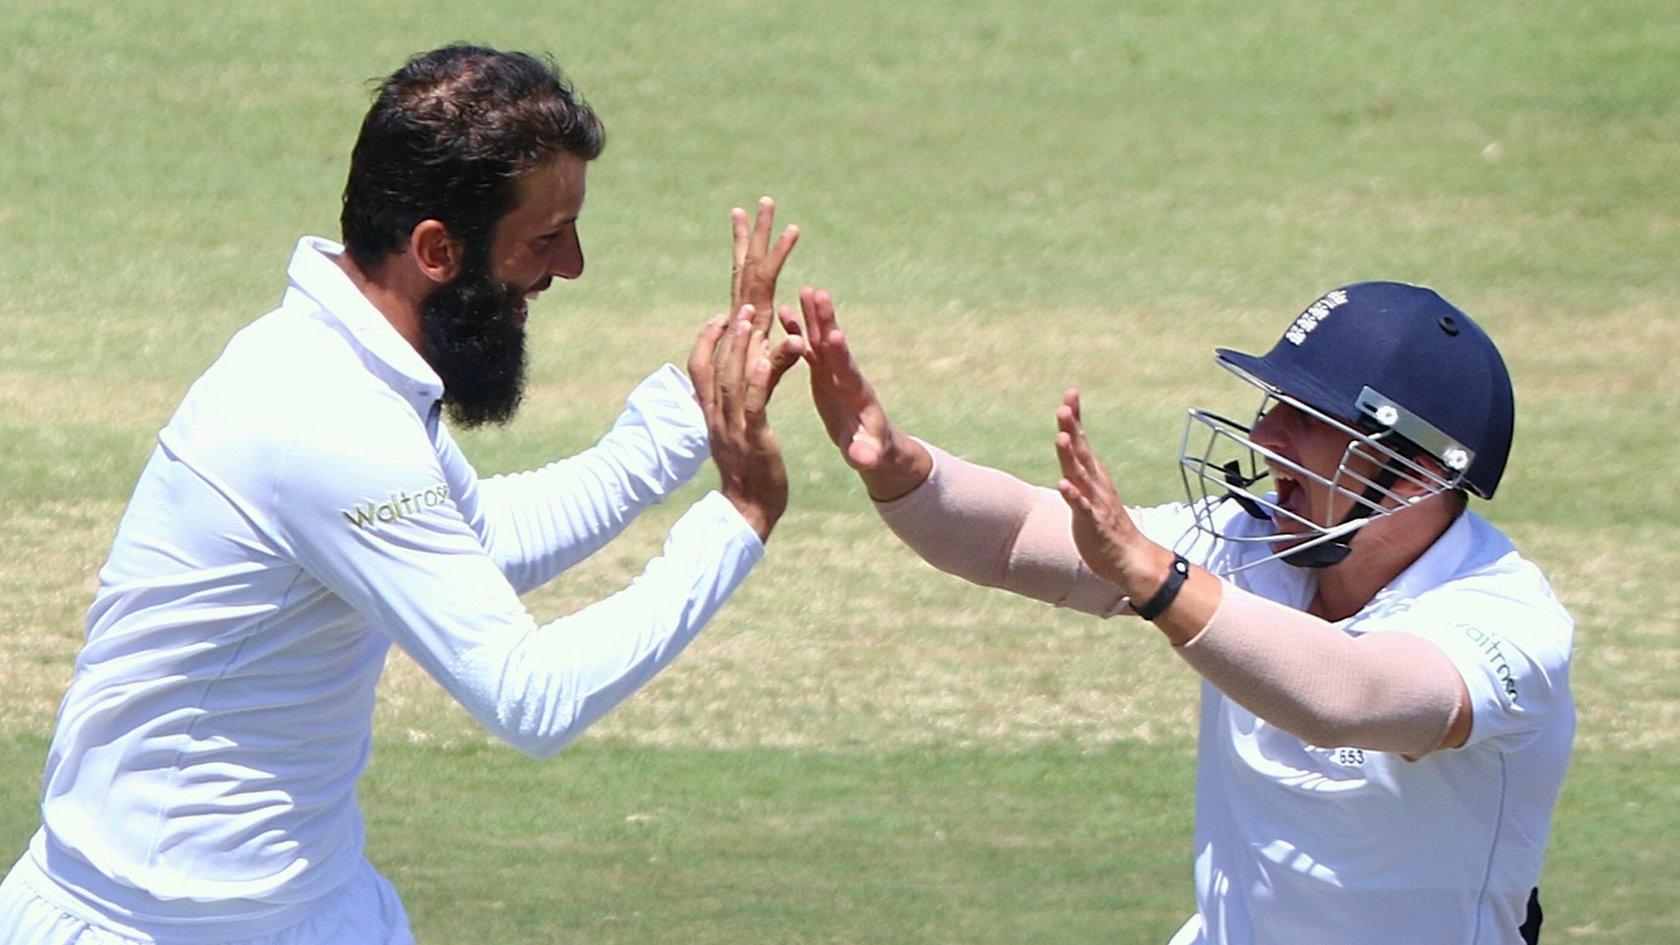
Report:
1271,466,1309,529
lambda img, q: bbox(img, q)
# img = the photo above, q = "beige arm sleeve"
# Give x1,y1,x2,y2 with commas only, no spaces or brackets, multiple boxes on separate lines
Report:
1176,582,1467,755
872,441,1128,617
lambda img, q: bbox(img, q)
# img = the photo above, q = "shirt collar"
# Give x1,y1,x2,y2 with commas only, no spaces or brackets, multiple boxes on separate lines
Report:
282,236,444,418
1228,501,1492,622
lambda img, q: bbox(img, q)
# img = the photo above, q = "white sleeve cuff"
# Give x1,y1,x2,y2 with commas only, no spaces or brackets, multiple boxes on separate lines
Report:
690,489,765,558
619,363,711,484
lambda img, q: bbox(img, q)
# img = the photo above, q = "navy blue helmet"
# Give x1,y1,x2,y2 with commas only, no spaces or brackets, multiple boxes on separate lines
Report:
1215,281,1514,499
1179,282,1515,572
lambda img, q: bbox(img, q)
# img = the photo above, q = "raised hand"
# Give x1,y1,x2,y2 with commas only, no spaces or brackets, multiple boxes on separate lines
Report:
688,305,805,540
731,197,799,338
780,286,931,501
1054,388,1168,600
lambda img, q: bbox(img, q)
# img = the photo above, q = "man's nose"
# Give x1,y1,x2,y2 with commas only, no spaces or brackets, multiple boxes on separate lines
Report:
1250,401,1293,451
553,228,584,280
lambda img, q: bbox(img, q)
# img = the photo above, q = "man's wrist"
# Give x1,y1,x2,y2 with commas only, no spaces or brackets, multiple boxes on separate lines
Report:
861,432,933,502
1117,543,1176,605
723,493,780,542
1130,554,1191,621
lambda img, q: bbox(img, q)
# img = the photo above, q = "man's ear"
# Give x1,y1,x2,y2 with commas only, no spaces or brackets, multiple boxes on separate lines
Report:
409,220,462,284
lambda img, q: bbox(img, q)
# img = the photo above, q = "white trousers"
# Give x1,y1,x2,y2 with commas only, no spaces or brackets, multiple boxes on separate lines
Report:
0,854,413,945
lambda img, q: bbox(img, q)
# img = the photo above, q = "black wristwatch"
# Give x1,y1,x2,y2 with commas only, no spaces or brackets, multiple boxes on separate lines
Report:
1131,554,1191,621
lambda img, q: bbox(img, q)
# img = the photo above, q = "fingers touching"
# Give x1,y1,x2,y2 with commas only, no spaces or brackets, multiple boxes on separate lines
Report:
693,303,806,427
747,334,806,418
798,285,856,374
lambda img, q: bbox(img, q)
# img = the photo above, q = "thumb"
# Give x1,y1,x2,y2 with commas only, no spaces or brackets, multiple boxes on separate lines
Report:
744,336,805,418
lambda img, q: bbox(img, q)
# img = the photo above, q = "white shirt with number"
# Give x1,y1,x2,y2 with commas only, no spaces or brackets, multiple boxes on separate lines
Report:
10,237,763,943
1136,500,1574,945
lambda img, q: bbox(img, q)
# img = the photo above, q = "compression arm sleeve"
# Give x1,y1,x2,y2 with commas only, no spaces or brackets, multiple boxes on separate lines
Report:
873,441,1128,617
1175,582,1466,755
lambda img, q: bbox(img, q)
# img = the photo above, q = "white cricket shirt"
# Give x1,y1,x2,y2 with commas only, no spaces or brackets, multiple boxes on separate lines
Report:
1134,500,1574,945
17,237,763,943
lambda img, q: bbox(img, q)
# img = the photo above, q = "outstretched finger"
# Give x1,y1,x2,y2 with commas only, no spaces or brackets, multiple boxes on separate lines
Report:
1056,393,1113,490
688,313,728,412
1063,387,1082,424
1055,390,1084,443
809,287,841,340
745,335,807,417
766,223,800,274
750,196,775,259
730,207,749,302
801,288,849,359
777,303,805,337
817,296,870,394
798,286,823,357
799,286,841,367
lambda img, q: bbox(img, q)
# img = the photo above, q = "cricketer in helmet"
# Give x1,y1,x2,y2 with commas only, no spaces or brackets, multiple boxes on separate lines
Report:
788,281,1569,945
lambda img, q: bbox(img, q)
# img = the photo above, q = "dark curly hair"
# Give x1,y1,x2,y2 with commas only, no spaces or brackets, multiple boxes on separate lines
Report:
340,45,605,271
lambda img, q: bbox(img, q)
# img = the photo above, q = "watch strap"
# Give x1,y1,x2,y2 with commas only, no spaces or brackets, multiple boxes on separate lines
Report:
1131,554,1191,621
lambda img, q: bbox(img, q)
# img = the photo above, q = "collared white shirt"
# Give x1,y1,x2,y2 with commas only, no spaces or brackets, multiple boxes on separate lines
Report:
1136,500,1574,945
18,237,762,943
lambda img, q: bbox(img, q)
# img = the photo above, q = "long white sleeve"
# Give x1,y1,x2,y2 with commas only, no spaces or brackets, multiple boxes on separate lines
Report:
271,396,760,759
469,493,759,756
443,364,711,595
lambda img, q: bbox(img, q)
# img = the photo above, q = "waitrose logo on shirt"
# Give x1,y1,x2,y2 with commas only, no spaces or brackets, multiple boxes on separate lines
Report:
342,483,451,529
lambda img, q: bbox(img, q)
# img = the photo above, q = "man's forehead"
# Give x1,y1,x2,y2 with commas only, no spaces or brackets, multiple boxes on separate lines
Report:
511,152,588,222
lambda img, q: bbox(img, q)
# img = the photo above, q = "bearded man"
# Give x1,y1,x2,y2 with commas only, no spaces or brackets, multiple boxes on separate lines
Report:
0,45,803,945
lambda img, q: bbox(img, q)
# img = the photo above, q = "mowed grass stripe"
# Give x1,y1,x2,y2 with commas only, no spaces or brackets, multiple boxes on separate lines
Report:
4,736,1675,944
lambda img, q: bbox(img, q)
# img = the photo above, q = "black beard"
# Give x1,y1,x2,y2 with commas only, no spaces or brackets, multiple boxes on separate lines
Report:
419,265,528,429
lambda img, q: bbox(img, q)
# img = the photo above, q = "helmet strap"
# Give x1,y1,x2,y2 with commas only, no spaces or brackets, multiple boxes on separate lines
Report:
1282,464,1402,569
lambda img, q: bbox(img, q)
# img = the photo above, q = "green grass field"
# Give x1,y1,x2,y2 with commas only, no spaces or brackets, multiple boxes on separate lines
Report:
4,1,1679,941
